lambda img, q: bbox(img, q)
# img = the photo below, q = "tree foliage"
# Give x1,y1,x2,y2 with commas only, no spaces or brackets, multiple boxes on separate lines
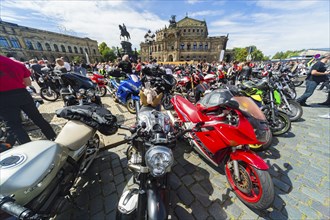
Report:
272,50,304,59
98,42,117,62
233,46,266,61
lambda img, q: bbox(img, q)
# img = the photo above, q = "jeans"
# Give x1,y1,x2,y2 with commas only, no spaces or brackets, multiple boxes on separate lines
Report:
296,80,319,103
0,89,56,146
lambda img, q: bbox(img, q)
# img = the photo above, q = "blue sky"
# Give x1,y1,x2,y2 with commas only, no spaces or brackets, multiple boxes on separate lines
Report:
1,0,329,56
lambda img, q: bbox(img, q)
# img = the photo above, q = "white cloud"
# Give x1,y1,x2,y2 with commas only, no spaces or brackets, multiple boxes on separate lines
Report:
1,0,168,51
186,0,204,4
189,10,224,17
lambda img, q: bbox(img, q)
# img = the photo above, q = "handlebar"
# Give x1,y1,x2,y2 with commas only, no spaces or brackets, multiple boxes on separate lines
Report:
0,195,40,220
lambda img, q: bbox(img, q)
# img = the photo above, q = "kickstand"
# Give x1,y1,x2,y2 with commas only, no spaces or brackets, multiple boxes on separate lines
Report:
65,194,84,211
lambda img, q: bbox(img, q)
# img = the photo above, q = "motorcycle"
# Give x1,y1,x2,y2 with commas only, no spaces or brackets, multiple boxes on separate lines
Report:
168,89,274,210
0,104,118,219
87,71,107,97
107,71,141,114
39,69,63,102
239,78,291,135
116,106,176,219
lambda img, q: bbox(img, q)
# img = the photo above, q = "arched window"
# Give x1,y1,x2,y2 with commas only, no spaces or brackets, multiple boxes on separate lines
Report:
80,47,83,54
0,36,10,48
45,43,51,51
36,42,43,51
187,43,191,50
25,39,34,50
199,43,203,50
74,46,78,53
68,46,72,53
10,37,21,48
93,49,96,54
85,48,88,54
193,43,197,50
61,45,66,52
54,44,59,52
205,44,208,50
180,43,184,50
158,45,161,51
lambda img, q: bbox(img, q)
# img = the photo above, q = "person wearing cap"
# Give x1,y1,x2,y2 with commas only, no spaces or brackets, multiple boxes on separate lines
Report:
296,54,330,106
0,55,57,146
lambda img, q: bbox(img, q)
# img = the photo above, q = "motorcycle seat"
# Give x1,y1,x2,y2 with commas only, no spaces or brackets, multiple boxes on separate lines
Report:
173,95,204,123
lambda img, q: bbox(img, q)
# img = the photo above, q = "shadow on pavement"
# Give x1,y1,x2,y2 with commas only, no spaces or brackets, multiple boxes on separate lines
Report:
170,140,228,219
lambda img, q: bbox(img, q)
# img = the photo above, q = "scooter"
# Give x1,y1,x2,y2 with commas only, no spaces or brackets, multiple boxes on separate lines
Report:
0,104,118,219
168,89,274,210
107,72,141,114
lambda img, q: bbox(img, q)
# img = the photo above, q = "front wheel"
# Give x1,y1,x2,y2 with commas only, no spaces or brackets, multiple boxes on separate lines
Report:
126,98,137,114
162,94,173,110
280,100,303,122
97,86,107,97
40,87,59,101
225,161,274,210
270,111,291,136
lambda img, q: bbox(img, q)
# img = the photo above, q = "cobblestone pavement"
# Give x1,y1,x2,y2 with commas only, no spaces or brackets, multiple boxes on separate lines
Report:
28,83,330,220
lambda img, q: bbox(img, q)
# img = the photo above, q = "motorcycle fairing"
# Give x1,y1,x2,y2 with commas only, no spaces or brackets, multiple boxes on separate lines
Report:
230,149,269,170
131,94,140,101
171,95,204,123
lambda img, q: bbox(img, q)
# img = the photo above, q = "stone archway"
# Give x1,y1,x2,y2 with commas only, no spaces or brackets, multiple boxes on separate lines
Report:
168,54,173,62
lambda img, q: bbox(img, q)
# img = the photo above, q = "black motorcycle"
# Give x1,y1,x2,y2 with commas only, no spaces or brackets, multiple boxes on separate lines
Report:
39,69,63,102
117,107,176,220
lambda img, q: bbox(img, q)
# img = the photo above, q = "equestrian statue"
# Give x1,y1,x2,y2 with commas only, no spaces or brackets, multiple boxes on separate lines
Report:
119,23,131,41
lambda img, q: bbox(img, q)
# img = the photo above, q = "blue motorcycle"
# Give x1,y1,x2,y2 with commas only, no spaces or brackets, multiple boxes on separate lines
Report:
107,71,141,114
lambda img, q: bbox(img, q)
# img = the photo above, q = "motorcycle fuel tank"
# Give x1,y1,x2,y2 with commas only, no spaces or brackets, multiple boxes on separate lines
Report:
0,140,68,205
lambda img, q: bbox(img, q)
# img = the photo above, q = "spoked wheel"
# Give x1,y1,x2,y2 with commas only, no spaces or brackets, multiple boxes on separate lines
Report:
126,98,137,114
225,161,274,210
280,100,303,122
96,86,107,97
40,87,59,102
270,112,291,136
249,132,273,152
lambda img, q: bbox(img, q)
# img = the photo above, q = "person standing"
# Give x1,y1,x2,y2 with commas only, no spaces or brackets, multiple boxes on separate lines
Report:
0,55,57,146
296,54,330,106
118,55,132,74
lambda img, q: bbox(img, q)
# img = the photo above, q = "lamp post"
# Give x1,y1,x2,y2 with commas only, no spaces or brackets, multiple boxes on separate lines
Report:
144,30,155,62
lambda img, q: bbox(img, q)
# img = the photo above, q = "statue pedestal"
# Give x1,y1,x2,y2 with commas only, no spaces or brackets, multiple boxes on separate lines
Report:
121,41,132,55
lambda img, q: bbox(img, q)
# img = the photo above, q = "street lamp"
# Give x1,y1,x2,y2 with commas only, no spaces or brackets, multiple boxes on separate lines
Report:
144,30,155,62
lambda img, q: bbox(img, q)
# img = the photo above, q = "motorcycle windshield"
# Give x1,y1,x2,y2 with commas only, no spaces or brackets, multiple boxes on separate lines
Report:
233,96,266,120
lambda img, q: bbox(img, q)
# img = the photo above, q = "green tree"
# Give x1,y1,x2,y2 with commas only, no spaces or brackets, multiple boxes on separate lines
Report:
233,45,265,61
233,47,248,62
72,56,83,63
98,42,117,62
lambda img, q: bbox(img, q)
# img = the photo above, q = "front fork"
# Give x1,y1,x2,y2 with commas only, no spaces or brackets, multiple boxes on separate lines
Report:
279,90,292,111
269,90,277,124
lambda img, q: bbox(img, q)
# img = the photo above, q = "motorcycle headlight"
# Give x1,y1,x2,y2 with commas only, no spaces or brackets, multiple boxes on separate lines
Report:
145,146,173,177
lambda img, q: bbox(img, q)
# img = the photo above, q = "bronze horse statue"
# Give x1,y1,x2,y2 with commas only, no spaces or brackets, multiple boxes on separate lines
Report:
119,24,130,41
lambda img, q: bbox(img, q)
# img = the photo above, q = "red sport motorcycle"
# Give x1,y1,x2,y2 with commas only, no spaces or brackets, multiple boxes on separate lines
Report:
168,89,274,210
87,72,107,97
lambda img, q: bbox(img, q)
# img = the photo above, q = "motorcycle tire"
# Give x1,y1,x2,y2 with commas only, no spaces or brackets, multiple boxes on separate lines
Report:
225,160,274,210
186,89,195,103
162,94,173,110
97,87,107,97
280,100,303,122
270,111,291,136
249,132,273,152
40,87,59,102
293,80,304,87
126,98,137,114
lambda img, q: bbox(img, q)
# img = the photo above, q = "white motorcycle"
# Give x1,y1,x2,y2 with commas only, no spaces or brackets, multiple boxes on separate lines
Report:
0,104,118,219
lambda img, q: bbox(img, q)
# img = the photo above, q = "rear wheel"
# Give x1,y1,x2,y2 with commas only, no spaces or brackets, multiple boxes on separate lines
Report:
225,160,274,210
280,100,303,122
186,89,195,103
249,132,273,152
97,86,107,97
40,87,59,101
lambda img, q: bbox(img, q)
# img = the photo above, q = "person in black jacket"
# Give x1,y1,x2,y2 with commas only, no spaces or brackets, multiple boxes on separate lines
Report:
296,54,330,106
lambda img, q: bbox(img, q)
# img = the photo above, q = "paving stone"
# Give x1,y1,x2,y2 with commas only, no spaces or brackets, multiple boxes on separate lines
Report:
114,173,125,185
105,210,117,219
200,178,214,195
311,200,330,218
269,210,287,220
297,202,320,219
191,200,210,220
90,210,105,220
169,173,182,190
301,186,328,204
284,203,304,219
177,185,194,206
182,175,195,186
89,195,104,215
224,201,242,219
104,193,118,214
102,182,116,196
183,163,197,174
208,202,228,220
172,164,186,177
191,183,212,207
174,205,194,220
